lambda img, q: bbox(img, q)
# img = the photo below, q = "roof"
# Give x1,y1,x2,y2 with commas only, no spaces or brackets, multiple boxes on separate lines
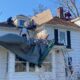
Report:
0,22,16,27
46,17,80,30
0,9,53,28
71,17,80,22
0,16,80,31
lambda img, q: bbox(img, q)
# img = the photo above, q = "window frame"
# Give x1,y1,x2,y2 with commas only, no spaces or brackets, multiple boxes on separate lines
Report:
15,55,36,72
18,20,25,27
15,59,27,72
58,29,67,45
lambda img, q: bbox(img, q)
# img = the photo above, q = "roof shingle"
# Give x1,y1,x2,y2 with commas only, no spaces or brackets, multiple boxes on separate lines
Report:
46,17,80,28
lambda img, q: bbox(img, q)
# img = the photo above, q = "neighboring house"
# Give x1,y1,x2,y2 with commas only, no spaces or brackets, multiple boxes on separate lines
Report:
71,17,80,27
0,8,80,80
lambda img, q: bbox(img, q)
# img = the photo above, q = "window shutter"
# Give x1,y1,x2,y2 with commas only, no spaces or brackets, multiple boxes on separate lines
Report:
54,29,58,44
67,31,71,48
68,57,72,65
68,57,73,74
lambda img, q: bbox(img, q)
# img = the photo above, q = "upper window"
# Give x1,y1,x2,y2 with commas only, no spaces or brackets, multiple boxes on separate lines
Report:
19,20,25,27
59,30,67,45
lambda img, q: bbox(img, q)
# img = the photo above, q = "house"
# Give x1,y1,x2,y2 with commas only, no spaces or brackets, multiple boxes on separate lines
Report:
0,8,80,80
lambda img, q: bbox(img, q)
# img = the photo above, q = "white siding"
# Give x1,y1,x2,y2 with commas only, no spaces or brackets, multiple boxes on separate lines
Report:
0,48,8,80
55,50,66,80
69,31,80,72
0,29,18,80
0,27,66,80
45,26,54,40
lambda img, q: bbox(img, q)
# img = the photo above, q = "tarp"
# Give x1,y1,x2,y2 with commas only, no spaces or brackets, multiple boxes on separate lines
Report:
0,34,54,66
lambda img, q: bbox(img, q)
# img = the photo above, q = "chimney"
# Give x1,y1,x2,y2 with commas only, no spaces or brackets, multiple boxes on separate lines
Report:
57,7,64,18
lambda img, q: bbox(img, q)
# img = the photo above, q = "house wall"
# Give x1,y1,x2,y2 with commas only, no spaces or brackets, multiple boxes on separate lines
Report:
46,25,80,74
45,26,80,79
69,31,80,73
7,49,66,80
55,50,66,80
7,26,66,80
0,47,8,80
1,26,80,80
7,50,54,80
0,29,18,80
45,26,54,40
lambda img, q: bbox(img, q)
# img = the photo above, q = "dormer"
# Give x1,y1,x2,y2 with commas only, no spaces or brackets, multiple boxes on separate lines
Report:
13,15,30,27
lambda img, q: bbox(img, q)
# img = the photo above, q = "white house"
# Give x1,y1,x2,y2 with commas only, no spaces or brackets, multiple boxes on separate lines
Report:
0,9,80,80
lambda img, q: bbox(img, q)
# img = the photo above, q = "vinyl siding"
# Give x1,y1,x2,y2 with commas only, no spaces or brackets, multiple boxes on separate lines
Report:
69,31,80,72
0,48,8,80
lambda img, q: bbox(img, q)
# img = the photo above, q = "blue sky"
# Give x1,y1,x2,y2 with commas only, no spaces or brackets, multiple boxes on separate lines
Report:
0,0,59,21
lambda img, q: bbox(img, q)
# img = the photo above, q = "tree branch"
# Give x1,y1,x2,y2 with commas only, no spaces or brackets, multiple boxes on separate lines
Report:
70,0,79,17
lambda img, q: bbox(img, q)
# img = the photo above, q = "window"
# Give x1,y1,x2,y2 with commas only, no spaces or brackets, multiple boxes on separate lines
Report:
29,63,35,72
15,56,26,72
39,53,52,72
15,53,52,72
59,30,67,45
15,55,35,72
19,20,25,27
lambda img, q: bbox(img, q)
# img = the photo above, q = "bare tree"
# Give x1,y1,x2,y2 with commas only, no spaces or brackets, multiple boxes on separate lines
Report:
57,0,80,18
33,4,47,16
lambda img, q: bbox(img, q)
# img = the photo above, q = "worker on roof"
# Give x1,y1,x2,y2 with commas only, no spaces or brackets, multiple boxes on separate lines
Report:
20,27,30,40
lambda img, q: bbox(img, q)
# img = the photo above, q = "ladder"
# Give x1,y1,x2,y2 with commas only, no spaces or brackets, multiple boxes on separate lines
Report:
61,47,73,80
